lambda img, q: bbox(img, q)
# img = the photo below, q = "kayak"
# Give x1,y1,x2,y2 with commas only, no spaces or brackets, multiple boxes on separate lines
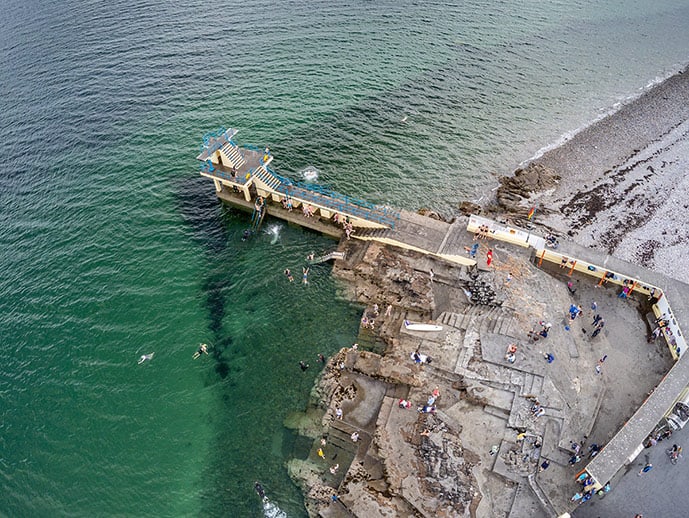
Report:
404,320,443,332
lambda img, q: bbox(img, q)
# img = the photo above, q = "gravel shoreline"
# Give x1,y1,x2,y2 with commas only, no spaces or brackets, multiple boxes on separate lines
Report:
522,64,689,280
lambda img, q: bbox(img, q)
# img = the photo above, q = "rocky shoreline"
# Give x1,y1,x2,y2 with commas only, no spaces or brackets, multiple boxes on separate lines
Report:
284,66,689,517
494,64,689,281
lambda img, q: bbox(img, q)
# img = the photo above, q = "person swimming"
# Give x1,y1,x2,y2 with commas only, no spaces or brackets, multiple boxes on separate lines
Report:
138,353,154,364
193,343,208,359
254,481,266,499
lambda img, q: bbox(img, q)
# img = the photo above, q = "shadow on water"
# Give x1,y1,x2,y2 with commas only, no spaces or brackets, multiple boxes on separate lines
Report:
175,173,335,517
175,174,258,513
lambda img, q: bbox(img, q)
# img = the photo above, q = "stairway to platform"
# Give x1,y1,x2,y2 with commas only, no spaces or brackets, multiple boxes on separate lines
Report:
220,141,246,169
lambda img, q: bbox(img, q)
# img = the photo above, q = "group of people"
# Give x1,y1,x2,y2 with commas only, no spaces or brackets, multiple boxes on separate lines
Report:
410,350,433,365
591,312,606,338
281,196,293,211
568,304,582,320
418,386,440,412
649,313,669,342
331,212,355,240
361,315,375,330
545,234,559,249
530,401,545,419
528,321,552,341
283,266,310,284
302,204,315,218
645,427,673,448
473,224,492,240
618,279,633,299
570,471,607,504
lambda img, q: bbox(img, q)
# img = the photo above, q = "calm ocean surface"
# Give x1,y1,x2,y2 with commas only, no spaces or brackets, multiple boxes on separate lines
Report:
1,0,688,515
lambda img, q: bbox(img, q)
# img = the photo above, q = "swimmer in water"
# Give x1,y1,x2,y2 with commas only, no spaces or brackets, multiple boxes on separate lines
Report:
193,343,209,359
254,481,266,499
138,353,154,364
284,268,294,282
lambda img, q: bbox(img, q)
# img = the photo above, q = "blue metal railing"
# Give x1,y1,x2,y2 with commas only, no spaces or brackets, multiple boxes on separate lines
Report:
197,130,400,228
198,128,239,157
274,183,398,228
200,161,251,185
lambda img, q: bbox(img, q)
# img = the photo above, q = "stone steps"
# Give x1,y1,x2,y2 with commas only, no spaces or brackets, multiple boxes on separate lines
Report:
356,227,392,239
438,221,472,257
423,363,461,385
484,404,511,421
520,371,545,397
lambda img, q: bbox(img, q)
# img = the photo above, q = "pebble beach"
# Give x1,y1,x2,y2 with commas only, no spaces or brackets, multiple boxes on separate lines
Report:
526,65,689,281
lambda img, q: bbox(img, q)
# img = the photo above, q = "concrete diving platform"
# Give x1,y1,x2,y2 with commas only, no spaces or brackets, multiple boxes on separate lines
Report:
197,126,478,267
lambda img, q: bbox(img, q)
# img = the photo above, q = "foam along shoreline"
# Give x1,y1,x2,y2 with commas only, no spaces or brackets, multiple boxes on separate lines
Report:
505,64,689,281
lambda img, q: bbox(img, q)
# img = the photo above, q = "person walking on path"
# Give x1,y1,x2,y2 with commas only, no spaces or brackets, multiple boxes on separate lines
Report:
486,249,493,267
638,462,653,475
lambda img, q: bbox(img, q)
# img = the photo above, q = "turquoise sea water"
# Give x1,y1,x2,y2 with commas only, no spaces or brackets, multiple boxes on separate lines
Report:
1,1,689,516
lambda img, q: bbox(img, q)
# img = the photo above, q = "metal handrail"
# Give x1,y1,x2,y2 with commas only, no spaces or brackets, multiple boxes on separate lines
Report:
197,131,400,228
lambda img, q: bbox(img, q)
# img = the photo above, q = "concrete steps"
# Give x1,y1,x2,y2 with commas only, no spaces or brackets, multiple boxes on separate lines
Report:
438,220,474,257
438,306,485,330
484,404,511,421
220,141,246,168
520,372,545,397
356,227,392,239
253,165,281,190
